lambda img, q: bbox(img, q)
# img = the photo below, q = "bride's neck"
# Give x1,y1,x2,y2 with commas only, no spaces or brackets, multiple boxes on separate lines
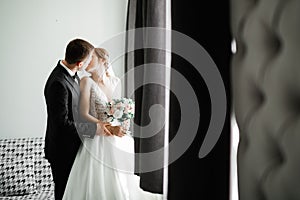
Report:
91,72,106,85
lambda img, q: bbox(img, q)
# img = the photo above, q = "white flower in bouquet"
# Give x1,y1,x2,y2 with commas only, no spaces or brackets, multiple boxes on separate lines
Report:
106,116,114,123
113,110,123,119
104,97,135,134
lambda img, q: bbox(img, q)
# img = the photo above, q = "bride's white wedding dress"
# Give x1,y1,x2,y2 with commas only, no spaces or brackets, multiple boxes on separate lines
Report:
63,77,163,200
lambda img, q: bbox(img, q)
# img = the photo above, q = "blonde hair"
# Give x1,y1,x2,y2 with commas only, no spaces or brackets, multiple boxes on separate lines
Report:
94,48,111,77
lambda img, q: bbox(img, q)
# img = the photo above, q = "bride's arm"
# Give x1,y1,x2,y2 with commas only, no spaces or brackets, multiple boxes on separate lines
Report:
80,77,112,136
79,77,99,123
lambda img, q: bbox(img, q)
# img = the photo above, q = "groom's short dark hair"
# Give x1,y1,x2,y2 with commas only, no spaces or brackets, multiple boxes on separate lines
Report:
65,39,94,64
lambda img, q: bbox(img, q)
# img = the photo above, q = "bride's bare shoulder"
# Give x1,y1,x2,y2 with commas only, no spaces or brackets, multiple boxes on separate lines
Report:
80,76,93,89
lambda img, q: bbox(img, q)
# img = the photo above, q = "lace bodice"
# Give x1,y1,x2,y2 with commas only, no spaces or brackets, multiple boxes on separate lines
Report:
88,77,121,122
89,81,108,122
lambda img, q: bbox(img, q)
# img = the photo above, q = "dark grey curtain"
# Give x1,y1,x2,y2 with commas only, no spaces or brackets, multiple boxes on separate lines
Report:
125,0,166,194
168,1,231,200
125,0,231,199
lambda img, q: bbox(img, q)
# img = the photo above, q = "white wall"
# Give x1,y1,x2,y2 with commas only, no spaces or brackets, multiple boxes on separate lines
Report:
0,0,128,139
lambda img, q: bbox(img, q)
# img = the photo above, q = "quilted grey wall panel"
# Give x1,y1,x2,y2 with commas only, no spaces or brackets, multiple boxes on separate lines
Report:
231,0,300,199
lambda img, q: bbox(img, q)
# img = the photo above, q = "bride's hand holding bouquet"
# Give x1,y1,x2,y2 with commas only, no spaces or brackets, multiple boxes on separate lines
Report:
104,97,135,137
105,125,124,137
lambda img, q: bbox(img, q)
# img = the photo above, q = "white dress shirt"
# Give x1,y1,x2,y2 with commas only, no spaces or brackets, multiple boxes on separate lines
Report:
60,60,76,77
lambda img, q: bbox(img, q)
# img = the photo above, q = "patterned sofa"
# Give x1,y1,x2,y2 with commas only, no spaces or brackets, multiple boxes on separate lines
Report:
0,137,54,200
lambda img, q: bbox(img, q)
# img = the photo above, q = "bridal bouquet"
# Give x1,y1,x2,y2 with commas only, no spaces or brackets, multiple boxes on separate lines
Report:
104,97,135,134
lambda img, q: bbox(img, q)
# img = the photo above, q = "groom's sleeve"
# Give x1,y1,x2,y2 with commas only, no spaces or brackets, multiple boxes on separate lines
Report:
74,122,96,139
47,80,97,139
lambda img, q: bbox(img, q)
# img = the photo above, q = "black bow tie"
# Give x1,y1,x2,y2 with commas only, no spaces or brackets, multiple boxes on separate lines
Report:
72,72,78,79
72,72,80,84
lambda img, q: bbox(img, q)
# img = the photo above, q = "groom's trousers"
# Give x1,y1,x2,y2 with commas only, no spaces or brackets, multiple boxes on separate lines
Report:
50,160,73,200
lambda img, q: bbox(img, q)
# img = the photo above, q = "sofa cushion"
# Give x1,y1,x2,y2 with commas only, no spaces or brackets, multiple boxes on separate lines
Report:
0,156,36,196
30,138,53,191
0,138,54,191
0,137,54,198
0,138,30,160
0,190,54,200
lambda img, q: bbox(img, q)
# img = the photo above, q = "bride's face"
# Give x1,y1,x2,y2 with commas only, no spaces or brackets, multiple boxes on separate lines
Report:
79,52,93,71
86,54,106,74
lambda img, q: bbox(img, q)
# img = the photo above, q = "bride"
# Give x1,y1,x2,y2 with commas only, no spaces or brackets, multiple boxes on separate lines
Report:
62,48,163,200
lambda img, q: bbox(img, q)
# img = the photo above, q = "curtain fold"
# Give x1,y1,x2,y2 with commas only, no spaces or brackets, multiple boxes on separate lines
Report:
125,0,167,194
167,1,231,200
125,0,231,199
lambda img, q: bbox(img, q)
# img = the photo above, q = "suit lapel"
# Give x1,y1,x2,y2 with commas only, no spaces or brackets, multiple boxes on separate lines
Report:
65,75,80,96
56,63,80,96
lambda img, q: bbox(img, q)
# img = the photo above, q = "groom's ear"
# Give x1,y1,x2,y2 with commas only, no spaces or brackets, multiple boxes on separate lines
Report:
76,61,84,68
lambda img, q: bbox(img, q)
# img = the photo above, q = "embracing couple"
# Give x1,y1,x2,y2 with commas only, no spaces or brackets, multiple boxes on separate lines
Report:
44,39,162,200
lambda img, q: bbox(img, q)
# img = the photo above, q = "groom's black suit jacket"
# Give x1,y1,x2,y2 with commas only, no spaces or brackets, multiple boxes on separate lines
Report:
44,61,96,166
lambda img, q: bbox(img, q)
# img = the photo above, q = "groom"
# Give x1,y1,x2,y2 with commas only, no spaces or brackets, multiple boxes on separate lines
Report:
44,38,103,200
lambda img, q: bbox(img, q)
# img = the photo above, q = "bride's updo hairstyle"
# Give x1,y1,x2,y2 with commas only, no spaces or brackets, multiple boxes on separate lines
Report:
94,48,111,77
